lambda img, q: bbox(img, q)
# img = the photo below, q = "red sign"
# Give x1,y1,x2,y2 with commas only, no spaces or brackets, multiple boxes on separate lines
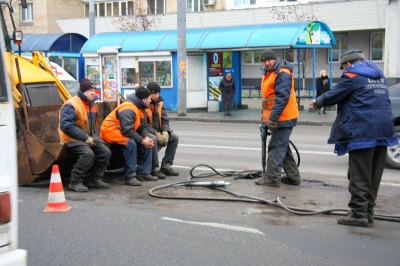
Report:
208,52,223,77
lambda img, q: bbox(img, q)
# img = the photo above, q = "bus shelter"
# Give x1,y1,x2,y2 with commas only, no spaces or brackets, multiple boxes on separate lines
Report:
12,33,87,81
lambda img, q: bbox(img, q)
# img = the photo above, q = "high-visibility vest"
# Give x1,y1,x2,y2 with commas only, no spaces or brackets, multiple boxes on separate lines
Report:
146,101,163,129
261,68,299,122
58,96,98,144
100,102,142,145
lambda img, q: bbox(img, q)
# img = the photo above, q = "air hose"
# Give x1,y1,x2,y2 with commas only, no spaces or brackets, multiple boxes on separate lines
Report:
149,164,400,223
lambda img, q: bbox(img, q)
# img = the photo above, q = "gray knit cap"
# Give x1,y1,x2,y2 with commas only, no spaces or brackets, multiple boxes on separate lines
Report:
340,50,365,69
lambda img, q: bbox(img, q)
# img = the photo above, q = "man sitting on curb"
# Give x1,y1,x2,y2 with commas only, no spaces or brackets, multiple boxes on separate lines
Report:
100,86,157,186
145,81,180,178
59,79,111,192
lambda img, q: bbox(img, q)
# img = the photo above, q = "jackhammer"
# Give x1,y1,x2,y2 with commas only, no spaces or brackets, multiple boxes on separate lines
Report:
260,123,269,178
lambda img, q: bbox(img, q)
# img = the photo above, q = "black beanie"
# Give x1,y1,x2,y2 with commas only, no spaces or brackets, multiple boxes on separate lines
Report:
147,81,161,93
80,79,94,92
135,86,151,100
260,49,277,61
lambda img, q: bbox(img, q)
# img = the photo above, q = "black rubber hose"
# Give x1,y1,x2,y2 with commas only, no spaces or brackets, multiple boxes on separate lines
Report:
148,164,400,222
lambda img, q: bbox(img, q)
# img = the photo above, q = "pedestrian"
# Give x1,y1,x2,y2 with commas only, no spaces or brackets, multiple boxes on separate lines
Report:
313,50,398,227
255,49,300,187
145,81,180,178
58,79,111,192
100,86,157,186
316,69,330,114
219,73,236,116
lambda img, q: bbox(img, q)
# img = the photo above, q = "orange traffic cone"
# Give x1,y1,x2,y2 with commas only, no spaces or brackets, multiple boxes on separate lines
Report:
43,165,71,213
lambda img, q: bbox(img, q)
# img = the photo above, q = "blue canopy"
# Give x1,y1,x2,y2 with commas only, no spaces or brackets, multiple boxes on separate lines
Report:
12,33,88,53
81,21,335,53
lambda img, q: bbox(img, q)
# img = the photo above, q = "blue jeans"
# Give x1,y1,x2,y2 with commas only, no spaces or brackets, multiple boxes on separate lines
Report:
266,127,299,182
123,139,152,179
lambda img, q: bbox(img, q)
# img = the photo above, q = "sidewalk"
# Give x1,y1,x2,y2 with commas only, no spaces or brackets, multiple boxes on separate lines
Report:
168,98,336,126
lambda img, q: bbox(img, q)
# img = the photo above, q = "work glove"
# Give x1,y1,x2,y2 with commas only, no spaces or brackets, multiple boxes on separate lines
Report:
156,131,169,147
85,136,96,147
267,120,278,132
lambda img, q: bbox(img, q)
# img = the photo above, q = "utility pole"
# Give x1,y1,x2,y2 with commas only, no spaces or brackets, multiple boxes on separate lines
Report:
89,0,95,37
177,0,187,116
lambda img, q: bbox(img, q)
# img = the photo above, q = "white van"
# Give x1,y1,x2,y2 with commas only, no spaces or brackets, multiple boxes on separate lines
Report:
0,23,28,266
48,61,80,96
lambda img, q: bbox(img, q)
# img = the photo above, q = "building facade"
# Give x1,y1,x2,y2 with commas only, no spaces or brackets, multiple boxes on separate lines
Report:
12,0,400,87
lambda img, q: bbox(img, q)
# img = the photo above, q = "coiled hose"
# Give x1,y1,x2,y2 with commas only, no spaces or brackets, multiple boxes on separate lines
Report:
149,164,400,223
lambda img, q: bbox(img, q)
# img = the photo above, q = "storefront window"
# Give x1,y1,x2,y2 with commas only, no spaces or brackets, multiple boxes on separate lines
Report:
121,68,136,86
371,32,384,61
138,60,172,86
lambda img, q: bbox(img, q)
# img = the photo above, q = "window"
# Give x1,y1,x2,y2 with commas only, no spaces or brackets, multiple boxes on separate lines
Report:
139,60,172,86
234,0,256,6
85,1,134,17
187,0,203,13
330,34,348,62
21,3,33,22
371,32,384,61
121,57,172,87
242,50,263,64
148,0,165,14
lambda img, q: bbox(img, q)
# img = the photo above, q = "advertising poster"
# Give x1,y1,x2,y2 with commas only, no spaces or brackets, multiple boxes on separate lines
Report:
102,55,118,102
208,52,223,77
223,52,232,68
208,76,223,100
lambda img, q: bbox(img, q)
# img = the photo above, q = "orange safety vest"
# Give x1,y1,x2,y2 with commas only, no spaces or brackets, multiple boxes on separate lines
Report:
100,101,142,145
146,101,163,128
58,96,98,144
261,68,299,122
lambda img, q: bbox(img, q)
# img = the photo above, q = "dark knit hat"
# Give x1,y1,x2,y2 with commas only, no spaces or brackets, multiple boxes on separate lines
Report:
135,86,151,100
80,79,95,92
340,50,365,69
260,49,277,61
147,81,161,93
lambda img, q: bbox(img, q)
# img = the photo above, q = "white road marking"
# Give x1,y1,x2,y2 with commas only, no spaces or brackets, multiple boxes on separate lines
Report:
179,143,336,156
162,217,264,235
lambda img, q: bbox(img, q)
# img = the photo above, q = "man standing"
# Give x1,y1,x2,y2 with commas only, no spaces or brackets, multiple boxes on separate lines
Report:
59,79,111,192
313,50,398,227
145,82,179,178
255,49,300,187
100,86,157,186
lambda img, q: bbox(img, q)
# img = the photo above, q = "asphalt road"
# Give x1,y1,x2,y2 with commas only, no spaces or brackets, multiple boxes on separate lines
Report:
18,122,400,266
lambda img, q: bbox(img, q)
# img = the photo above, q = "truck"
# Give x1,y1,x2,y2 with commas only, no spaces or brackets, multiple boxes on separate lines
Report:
2,0,119,184
0,2,27,264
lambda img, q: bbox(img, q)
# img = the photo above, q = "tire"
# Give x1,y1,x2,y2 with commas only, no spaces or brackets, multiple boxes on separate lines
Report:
386,125,400,169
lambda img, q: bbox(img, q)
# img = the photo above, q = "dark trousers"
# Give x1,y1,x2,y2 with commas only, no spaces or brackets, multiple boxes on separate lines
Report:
147,132,179,170
347,146,387,217
66,141,111,184
266,127,300,181
123,139,152,179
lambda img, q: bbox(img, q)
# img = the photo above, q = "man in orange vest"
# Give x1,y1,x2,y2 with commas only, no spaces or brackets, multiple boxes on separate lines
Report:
59,79,111,192
145,82,179,178
100,86,156,186
255,49,300,187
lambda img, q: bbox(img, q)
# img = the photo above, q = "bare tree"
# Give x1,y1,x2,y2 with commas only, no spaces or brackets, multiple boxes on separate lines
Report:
270,4,318,95
112,0,160,32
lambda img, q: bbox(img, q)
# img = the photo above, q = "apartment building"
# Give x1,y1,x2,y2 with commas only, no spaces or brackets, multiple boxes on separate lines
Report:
12,0,400,86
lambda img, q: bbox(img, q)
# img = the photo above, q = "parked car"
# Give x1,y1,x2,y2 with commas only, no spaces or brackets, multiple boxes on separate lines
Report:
386,83,400,169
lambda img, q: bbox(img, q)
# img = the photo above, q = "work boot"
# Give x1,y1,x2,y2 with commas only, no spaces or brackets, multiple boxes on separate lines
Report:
86,180,110,189
137,173,158,181
367,210,374,223
323,110,327,114
337,213,368,227
125,177,141,186
68,182,89,192
152,170,166,179
281,175,300,185
255,177,280,187
161,167,179,176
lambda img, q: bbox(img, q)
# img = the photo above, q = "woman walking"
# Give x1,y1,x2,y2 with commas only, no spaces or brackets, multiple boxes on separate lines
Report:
219,73,236,116
316,69,330,114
